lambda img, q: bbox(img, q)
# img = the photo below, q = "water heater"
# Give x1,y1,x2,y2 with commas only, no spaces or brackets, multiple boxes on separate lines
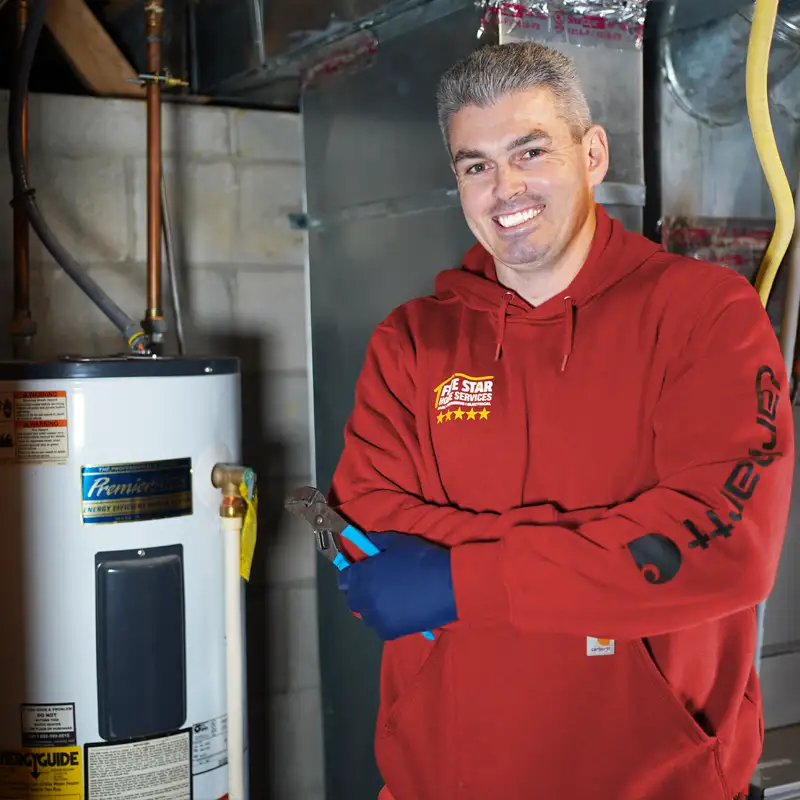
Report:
0,355,247,800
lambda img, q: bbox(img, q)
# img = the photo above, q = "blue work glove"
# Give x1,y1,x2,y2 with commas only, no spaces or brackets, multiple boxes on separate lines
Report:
337,531,457,641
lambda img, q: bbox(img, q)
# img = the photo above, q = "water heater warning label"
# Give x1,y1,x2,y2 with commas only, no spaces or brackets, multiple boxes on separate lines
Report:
22,702,77,747
0,391,69,466
85,729,192,800
80,458,193,525
0,746,83,799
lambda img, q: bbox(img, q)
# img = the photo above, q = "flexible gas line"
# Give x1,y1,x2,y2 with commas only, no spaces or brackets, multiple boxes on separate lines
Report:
745,0,797,681
747,0,796,307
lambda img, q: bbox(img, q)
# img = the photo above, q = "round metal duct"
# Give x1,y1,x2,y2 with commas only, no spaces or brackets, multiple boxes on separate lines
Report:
662,0,800,126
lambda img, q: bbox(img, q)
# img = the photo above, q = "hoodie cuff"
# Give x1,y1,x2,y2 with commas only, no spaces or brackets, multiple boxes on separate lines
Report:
451,541,511,626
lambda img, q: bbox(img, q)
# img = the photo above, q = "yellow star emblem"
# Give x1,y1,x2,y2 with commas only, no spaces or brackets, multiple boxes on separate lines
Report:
445,411,453,421
453,408,465,420
437,412,445,424
479,408,490,420
466,409,477,420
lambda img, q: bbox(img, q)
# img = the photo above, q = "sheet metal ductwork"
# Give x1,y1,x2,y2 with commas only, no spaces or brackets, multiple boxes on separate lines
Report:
84,1,800,113
661,0,800,126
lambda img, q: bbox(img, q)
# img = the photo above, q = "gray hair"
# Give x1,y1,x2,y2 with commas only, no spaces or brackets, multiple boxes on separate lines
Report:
435,41,592,148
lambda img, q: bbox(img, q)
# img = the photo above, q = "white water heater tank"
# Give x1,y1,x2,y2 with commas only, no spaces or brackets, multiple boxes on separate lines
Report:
0,356,247,800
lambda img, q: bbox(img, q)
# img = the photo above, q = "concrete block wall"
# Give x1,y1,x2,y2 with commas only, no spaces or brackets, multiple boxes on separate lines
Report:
0,91,324,800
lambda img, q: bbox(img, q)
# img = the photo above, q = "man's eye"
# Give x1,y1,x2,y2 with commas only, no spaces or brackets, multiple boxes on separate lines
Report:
521,148,544,160
465,163,486,175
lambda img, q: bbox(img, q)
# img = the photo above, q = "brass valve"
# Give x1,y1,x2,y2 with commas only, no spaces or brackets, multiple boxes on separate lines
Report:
129,71,190,89
211,463,251,518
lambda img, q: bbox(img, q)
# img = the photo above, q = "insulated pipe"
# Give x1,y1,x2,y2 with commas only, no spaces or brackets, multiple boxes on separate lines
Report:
145,1,165,348
211,464,248,800
10,0,35,357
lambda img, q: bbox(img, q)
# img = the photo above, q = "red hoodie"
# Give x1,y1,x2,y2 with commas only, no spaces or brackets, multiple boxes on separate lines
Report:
329,205,794,800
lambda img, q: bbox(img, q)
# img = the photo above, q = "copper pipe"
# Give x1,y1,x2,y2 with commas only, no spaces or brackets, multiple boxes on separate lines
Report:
145,1,164,329
11,0,33,355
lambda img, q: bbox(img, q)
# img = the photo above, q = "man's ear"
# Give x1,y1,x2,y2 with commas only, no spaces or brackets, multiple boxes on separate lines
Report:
584,124,609,188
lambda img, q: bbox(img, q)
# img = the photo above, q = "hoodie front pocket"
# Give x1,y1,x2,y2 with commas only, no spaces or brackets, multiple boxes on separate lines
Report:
632,638,714,747
380,631,451,734
376,633,454,800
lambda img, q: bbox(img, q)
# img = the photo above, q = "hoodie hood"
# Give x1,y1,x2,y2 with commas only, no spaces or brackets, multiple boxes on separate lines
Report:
434,205,663,369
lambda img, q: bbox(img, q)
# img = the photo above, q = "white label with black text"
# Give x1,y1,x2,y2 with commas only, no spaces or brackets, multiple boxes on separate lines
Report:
86,729,191,799
192,714,227,775
586,637,615,656
21,702,76,747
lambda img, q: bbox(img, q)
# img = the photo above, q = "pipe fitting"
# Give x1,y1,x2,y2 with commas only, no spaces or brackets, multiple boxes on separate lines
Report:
211,463,249,518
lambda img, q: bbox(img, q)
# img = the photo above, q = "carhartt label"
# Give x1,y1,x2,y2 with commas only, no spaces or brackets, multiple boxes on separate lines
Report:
587,637,615,656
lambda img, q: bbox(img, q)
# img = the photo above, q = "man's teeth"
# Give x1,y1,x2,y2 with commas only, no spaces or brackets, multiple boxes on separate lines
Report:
497,207,543,228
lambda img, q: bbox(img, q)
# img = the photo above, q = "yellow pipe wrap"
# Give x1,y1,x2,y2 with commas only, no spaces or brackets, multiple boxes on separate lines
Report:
747,0,796,307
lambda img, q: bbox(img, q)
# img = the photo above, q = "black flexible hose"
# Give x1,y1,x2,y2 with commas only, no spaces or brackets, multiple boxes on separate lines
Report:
8,0,148,353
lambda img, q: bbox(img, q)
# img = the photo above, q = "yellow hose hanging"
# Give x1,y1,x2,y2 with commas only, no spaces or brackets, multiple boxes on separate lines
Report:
747,0,796,307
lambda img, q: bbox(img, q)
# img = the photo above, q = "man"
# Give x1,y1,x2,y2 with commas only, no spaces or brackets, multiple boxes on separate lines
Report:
329,41,794,800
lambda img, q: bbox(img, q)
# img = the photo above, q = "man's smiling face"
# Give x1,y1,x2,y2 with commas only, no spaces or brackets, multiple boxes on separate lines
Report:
449,86,607,276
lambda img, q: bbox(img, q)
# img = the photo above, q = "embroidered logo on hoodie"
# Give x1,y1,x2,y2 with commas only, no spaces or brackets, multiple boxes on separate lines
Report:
433,373,494,424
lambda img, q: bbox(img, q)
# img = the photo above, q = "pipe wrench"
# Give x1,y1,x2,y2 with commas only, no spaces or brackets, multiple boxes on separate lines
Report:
285,486,434,641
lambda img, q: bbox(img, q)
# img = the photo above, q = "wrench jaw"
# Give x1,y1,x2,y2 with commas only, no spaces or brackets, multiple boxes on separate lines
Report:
286,485,325,509
285,486,346,564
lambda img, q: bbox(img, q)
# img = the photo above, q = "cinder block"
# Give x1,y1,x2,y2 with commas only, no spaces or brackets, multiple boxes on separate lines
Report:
265,373,312,478
267,687,325,796
0,260,48,360
0,92,232,159
285,435,313,484
264,509,319,585
261,586,290,695
233,108,303,163
233,162,307,266
162,104,232,159
185,267,237,329
23,155,130,264
259,583,320,696
285,585,321,691
35,262,145,358
27,94,145,158
233,269,309,372
131,158,238,264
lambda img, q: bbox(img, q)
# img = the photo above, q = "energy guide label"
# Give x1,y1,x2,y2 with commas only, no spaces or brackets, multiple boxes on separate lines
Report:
0,747,83,799
0,390,69,465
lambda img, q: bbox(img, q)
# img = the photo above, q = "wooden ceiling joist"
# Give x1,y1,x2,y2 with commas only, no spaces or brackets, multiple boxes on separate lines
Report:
45,0,145,99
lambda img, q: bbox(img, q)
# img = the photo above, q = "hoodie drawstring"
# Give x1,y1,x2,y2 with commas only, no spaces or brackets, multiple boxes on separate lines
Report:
561,296,575,373
495,292,575,369
495,291,513,361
